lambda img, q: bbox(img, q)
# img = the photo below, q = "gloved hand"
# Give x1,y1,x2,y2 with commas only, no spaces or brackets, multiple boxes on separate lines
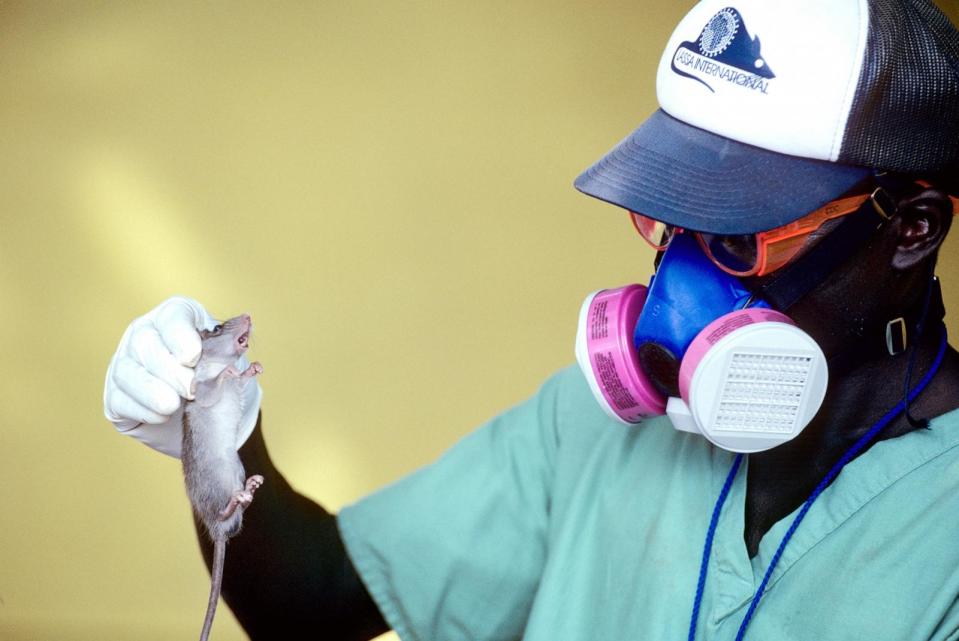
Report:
103,296,262,458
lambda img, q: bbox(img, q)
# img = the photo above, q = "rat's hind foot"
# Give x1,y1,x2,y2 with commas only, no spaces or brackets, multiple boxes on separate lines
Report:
218,491,251,520
216,475,265,521
245,474,264,493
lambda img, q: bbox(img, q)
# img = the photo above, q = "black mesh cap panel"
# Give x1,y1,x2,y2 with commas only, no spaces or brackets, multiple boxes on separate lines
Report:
839,0,959,174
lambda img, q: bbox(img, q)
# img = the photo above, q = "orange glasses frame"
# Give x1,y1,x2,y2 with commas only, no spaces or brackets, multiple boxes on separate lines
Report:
630,193,872,278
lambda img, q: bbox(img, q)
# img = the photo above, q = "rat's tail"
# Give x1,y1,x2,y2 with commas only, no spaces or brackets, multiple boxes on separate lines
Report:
199,536,226,641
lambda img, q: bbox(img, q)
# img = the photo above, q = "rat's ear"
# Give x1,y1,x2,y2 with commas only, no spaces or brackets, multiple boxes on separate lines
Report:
891,187,954,271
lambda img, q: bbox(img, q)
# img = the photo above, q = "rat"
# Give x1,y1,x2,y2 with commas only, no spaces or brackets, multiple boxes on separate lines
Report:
181,313,263,641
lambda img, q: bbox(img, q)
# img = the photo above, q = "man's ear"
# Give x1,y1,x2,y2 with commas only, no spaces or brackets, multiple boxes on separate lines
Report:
891,187,954,271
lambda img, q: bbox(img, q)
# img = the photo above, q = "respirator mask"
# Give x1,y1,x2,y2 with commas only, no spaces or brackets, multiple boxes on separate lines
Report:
575,190,886,453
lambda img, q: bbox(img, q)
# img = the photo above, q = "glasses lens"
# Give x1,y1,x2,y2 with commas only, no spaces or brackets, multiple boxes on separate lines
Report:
630,213,676,250
699,233,759,275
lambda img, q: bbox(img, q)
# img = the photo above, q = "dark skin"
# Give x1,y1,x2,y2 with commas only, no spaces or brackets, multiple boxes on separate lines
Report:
739,186,959,557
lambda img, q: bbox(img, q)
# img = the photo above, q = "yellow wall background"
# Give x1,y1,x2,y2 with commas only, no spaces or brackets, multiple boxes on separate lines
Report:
2,1,957,639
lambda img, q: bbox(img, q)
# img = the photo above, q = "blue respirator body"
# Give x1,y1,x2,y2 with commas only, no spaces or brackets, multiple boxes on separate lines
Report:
633,234,769,367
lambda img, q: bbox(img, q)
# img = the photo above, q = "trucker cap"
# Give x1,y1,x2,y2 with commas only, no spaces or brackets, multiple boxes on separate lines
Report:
574,0,959,234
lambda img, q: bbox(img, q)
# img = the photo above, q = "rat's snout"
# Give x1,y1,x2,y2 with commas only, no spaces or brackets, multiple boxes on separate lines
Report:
225,313,251,330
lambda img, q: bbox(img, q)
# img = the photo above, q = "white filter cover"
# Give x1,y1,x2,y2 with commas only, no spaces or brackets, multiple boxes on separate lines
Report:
687,321,828,453
656,0,869,162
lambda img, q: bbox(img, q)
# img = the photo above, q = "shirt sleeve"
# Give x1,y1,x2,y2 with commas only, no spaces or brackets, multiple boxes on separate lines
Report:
337,369,567,641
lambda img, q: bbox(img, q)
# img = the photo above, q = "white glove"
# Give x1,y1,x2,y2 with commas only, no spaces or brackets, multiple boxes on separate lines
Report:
103,296,262,458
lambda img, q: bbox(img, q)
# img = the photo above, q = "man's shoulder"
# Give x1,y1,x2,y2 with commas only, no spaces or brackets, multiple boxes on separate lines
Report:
537,364,618,431
537,364,690,459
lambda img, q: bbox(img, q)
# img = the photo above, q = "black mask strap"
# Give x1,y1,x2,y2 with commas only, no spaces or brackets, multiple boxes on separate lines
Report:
903,268,942,429
757,183,897,310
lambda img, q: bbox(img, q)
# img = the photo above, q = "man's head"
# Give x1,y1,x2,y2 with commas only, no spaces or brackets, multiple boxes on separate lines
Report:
573,0,959,446
576,0,959,357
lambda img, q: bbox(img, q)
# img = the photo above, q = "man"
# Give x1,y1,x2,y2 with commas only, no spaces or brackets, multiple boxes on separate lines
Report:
104,0,959,639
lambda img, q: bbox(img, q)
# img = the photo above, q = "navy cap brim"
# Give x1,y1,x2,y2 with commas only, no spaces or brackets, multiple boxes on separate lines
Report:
574,109,872,234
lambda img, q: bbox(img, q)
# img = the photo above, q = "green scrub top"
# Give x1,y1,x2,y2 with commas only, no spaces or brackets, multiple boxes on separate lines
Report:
339,365,959,640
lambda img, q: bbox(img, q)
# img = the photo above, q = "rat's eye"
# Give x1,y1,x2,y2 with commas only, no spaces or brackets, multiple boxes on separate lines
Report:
212,324,223,335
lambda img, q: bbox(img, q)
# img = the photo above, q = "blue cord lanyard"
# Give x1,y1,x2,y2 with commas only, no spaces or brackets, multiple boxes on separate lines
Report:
686,324,949,641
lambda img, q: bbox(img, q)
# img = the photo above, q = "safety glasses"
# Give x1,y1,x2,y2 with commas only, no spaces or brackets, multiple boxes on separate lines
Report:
630,193,872,277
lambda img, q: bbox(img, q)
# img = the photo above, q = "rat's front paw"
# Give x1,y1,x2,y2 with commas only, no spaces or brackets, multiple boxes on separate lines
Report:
241,362,263,377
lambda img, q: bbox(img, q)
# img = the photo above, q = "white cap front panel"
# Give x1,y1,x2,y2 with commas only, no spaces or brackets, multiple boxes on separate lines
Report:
656,0,869,163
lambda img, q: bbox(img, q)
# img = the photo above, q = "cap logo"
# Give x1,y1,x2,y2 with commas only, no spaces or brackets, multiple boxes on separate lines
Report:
670,7,775,94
